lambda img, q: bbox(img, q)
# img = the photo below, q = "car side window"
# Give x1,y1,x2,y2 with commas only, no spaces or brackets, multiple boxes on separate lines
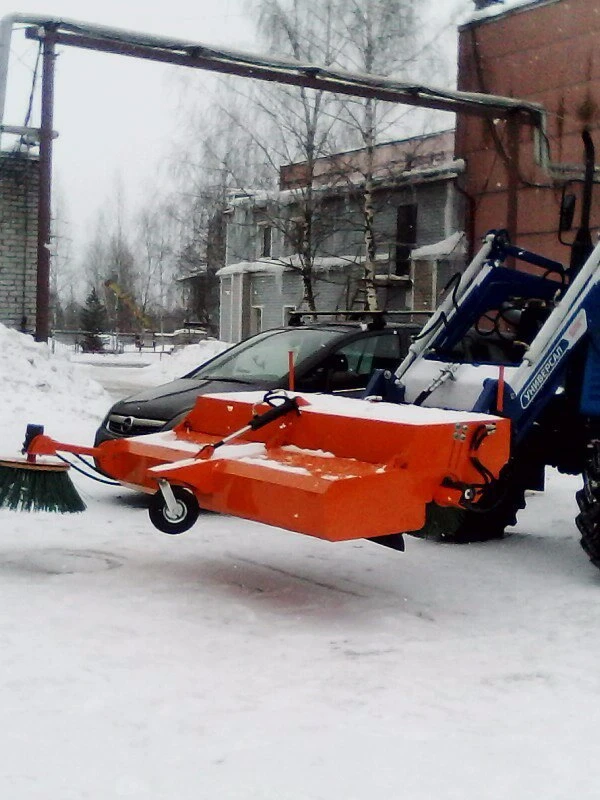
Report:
296,332,403,393
335,333,402,379
370,332,403,372
335,338,375,378
194,328,342,382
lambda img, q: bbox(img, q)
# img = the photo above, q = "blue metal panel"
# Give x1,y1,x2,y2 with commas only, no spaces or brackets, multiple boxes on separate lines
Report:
428,266,563,357
580,297,600,417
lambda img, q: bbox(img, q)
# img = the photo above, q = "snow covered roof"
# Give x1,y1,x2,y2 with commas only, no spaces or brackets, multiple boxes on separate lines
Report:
227,159,465,211
411,231,466,260
281,130,456,190
216,254,369,277
465,0,549,25
228,189,299,209
217,259,289,277
219,233,467,278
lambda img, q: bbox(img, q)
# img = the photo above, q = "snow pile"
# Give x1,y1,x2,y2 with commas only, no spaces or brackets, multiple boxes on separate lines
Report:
0,323,110,453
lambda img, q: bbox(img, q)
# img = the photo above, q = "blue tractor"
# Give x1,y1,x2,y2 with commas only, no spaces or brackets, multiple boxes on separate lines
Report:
365,131,600,566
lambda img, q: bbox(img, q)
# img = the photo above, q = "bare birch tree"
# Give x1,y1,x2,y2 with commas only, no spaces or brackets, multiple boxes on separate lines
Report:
170,0,444,317
240,0,434,312
215,0,350,312
49,185,76,329
332,0,427,310
134,199,179,331
78,176,140,334
166,95,275,331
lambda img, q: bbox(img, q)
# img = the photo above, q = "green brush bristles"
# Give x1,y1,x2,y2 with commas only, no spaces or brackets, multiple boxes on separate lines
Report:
0,461,86,513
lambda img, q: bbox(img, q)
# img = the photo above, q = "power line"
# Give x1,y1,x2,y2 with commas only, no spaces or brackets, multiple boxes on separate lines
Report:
22,41,42,130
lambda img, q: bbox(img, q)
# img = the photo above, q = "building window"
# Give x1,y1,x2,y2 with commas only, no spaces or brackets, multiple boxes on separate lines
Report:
282,305,296,325
395,204,417,276
260,225,272,258
251,305,263,335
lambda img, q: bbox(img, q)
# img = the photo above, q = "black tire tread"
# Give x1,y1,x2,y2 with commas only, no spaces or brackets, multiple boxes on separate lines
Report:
575,442,600,569
415,472,527,544
148,485,200,534
443,482,527,543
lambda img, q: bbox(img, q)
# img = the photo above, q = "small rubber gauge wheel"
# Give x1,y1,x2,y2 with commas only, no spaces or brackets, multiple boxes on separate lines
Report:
148,486,200,534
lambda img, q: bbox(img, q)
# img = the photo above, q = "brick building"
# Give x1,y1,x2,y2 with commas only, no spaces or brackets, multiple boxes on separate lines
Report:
457,0,600,260
0,151,39,331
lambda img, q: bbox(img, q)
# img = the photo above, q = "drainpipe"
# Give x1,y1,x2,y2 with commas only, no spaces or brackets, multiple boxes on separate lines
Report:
505,114,520,259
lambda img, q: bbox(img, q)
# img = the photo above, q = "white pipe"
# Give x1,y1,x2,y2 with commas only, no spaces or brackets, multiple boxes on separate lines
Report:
0,12,547,131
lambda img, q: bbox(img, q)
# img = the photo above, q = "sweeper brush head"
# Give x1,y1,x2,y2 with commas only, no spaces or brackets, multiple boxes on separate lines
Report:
0,459,86,513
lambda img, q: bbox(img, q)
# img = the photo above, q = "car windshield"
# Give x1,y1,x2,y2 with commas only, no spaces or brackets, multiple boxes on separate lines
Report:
188,328,342,383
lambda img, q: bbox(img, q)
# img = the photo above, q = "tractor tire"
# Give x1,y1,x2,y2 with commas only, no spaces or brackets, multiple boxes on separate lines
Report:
148,486,200,535
445,484,527,543
414,477,527,544
575,442,600,569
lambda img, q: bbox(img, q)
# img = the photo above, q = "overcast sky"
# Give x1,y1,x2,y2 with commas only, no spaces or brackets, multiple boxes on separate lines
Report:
1,0,472,263
2,0,254,258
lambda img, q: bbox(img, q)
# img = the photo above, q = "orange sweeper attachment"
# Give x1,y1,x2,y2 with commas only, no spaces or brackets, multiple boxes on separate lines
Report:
21,389,511,545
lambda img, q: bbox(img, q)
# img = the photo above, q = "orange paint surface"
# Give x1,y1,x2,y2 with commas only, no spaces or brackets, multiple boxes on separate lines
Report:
88,394,512,541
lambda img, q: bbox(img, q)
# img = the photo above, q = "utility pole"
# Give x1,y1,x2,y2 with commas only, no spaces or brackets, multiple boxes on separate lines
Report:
35,24,57,343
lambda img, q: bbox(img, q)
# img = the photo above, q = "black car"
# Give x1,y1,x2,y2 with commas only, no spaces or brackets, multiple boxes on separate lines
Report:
94,320,420,447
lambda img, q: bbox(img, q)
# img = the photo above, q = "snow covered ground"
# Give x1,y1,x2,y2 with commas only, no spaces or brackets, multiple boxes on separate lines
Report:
0,323,599,799
70,339,232,402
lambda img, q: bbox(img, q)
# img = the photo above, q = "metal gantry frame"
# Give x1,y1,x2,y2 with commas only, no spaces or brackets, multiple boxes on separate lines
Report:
0,14,549,342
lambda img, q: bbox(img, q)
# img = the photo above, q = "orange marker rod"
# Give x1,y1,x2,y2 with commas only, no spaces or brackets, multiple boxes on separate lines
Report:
288,350,295,391
497,365,505,412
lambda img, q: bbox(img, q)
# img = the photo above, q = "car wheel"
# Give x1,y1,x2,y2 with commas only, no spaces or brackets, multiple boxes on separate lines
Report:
148,485,200,534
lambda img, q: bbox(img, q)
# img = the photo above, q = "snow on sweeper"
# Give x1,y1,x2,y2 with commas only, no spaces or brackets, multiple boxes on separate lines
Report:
7,130,600,571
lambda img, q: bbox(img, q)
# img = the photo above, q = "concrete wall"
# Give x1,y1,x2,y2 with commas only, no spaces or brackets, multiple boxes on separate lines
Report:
247,265,380,333
457,0,600,259
0,151,39,331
